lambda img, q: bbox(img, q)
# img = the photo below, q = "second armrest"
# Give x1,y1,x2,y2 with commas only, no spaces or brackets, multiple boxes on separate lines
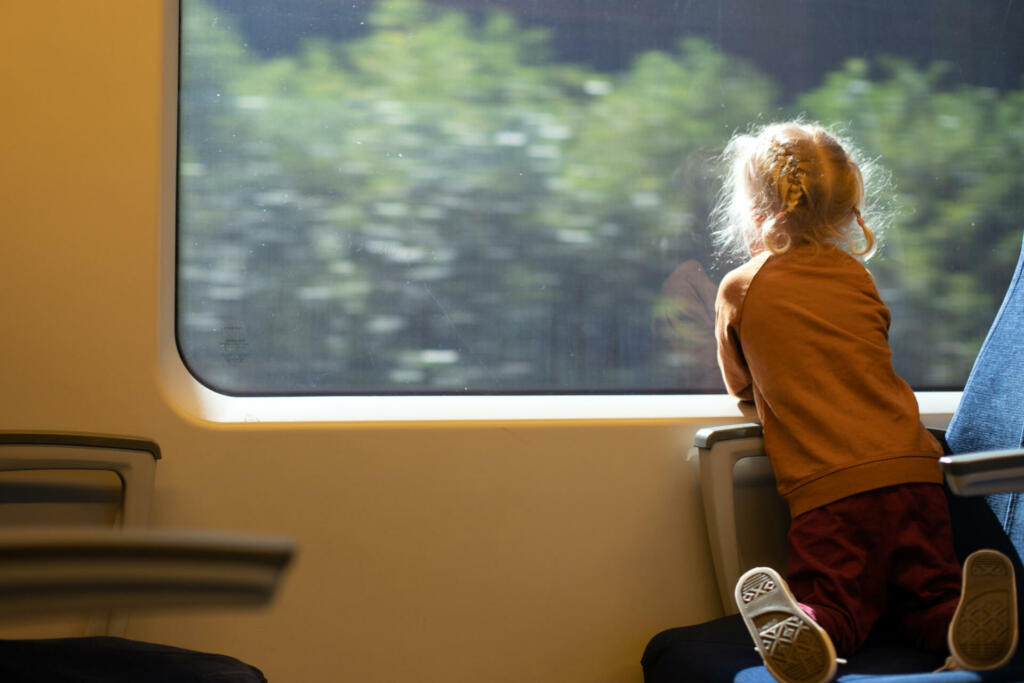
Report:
941,448,1024,496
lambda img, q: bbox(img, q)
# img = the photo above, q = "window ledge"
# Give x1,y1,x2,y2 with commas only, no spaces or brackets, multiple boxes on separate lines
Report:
162,357,961,425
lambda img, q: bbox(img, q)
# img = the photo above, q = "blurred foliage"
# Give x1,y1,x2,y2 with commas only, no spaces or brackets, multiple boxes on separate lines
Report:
178,0,1024,394
799,59,1024,384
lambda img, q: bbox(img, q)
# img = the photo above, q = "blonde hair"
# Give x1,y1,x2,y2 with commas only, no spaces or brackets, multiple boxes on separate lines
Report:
711,121,882,262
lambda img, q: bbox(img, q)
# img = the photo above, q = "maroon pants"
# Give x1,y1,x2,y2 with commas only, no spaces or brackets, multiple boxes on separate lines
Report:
787,483,962,656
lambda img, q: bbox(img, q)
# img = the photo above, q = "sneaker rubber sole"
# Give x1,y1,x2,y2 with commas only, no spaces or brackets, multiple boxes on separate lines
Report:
949,549,1018,671
735,566,837,683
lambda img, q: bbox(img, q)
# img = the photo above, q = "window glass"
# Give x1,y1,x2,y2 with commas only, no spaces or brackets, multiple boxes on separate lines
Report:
177,0,1024,395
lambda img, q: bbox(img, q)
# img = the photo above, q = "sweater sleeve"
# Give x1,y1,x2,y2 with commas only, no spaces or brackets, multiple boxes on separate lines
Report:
715,271,755,403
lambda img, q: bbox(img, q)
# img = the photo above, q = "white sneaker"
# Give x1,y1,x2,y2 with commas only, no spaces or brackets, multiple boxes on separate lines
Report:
948,549,1018,671
735,566,837,683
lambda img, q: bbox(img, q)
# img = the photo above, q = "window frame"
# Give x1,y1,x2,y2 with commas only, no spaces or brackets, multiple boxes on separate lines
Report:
163,0,966,422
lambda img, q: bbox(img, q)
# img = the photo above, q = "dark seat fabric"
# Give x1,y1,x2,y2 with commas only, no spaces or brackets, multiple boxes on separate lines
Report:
643,232,1024,683
0,637,267,683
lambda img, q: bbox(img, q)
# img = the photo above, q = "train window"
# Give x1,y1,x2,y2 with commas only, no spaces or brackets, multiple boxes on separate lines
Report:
177,0,1024,396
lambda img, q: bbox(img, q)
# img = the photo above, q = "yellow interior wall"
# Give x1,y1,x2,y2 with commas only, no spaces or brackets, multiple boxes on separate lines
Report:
0,2,814,681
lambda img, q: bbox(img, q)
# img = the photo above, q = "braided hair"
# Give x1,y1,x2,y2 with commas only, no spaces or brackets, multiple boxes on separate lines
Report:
711,122,878,262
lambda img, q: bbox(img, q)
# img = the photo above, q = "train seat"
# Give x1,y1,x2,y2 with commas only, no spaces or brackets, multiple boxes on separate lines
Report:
0,433,294,682
642,232,1024,682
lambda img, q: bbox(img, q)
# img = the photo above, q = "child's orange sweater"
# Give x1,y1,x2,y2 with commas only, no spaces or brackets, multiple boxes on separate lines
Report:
715,243,943,517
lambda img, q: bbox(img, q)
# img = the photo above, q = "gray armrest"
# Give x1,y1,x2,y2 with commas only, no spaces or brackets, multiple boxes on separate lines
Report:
694,423,763,449
0,527,294,618
941,448,1024,496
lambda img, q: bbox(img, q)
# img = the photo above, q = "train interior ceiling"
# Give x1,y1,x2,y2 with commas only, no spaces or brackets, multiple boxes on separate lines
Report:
2,1,1021,681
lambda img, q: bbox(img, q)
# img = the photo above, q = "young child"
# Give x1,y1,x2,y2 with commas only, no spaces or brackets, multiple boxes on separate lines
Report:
711,121,1018,683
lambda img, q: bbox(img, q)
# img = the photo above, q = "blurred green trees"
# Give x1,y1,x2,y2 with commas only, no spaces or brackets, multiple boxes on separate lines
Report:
178,0,1024,394
799,59,1024,385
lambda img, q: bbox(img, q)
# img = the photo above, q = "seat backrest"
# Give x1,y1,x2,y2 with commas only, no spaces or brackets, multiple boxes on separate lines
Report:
696,423,787,614
946,232,1024,560
0,433,295,633
0,433,160,638
0,433,159,527
946,234,1024,453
